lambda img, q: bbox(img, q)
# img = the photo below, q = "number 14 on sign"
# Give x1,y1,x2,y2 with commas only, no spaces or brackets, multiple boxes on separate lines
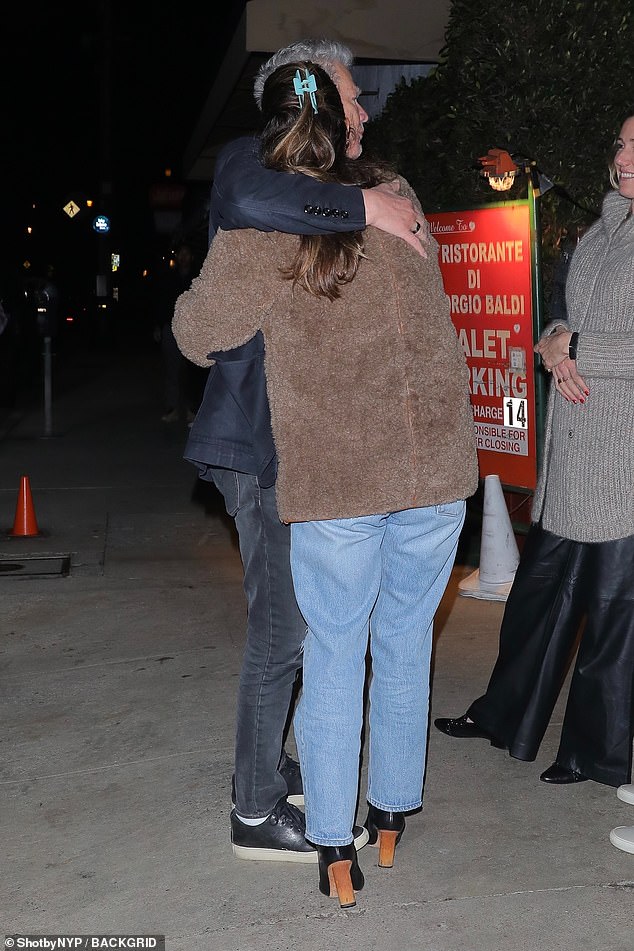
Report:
504,398,527,428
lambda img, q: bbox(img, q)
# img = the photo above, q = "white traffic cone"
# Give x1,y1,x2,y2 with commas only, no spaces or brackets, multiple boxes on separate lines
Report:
459,474,520,602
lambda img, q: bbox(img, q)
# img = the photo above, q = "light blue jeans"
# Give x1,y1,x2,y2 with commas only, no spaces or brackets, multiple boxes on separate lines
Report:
291,502,466,847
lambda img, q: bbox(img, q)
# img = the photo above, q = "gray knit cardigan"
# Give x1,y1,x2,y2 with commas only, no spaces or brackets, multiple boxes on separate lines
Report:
173,183,478,524
532,190,634,542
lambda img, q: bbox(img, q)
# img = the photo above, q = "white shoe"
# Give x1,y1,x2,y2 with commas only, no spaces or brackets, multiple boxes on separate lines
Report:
616,784,634,805
609,825,634,854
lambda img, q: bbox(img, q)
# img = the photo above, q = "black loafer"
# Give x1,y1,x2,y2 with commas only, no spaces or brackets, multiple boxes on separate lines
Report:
434,713,505,749
540,763,588,784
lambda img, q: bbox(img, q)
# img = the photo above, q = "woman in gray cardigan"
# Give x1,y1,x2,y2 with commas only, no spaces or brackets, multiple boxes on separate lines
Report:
435,115,634,807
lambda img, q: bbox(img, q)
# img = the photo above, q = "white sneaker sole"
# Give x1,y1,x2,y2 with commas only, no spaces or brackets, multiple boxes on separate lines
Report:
609,826,634,854
616,784,634,805
354,826,370,850
232,842,317,863
232,825,370,863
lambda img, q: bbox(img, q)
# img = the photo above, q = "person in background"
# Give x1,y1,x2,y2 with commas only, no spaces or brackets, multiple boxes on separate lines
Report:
435,116,634,814
0,293,18,408
153,242,201,423
174,59,477,907
38,265,60,338
183,38,428,865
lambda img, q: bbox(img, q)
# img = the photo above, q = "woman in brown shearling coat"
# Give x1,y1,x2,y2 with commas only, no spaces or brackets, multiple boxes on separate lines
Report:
173,61,478,908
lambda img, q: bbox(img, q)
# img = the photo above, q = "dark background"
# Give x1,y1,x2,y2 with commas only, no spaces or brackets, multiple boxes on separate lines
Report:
1,2,246,329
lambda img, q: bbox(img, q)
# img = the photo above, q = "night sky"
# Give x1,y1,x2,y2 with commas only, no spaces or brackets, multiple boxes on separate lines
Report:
2,2,246,297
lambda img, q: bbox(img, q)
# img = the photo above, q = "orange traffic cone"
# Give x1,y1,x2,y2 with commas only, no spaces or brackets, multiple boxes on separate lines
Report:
9,475,41,537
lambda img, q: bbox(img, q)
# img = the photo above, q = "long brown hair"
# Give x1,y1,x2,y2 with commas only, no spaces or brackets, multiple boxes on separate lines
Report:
260,61,394,300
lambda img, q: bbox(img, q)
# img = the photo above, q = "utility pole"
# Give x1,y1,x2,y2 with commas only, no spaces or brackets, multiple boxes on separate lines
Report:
96,0,113,338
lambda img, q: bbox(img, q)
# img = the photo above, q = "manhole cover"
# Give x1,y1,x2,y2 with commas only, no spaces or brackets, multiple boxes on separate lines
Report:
0,555,71,577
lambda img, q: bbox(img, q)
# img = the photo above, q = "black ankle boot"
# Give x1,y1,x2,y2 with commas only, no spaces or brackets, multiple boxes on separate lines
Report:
317,843,364,908
363,804,405,867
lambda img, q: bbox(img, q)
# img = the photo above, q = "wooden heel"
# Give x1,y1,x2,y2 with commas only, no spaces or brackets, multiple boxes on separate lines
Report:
377,830,399,868
328,859,356,907
317,843,364,908
363,804,405,868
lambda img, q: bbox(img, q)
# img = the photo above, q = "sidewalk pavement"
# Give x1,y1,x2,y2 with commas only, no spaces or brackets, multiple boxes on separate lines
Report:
1,342,632,951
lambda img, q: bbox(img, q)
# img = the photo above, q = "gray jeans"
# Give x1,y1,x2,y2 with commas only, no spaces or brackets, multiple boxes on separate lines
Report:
210,468,306,817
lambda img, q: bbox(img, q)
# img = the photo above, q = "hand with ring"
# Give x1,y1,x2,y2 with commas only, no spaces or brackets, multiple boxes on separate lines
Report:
362,182,428,258
534,329,589,403
551,356,589,403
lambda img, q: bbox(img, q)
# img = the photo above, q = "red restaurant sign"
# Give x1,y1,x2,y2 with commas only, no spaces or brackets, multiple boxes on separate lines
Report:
427,202,537,490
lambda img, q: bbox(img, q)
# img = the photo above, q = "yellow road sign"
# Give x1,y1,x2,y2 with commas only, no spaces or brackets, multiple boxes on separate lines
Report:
63,200,81,218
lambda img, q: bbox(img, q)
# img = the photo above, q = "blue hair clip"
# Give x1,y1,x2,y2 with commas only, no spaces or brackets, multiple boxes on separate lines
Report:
293,68,318,114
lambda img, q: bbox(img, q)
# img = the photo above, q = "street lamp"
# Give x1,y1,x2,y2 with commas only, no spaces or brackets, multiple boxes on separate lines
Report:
477,148,519,191
477,148,554,197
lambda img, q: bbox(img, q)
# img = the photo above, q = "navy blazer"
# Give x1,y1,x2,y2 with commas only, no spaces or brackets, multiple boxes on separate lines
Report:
184,136,366,487
185,331,278,486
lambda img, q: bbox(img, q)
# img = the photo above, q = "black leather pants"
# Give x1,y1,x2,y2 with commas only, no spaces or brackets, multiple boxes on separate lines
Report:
468,522,634,787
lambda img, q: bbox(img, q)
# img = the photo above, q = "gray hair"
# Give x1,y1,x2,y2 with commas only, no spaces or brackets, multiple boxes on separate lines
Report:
253,38,354,110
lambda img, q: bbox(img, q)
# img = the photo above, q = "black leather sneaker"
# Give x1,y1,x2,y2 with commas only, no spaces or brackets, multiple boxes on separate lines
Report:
279,751,304,806
231,797,369,863
231,797,316,863
231,751,304,808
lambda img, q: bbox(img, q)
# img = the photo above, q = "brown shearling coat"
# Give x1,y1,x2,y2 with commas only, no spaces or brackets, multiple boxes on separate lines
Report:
173,209,479,523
